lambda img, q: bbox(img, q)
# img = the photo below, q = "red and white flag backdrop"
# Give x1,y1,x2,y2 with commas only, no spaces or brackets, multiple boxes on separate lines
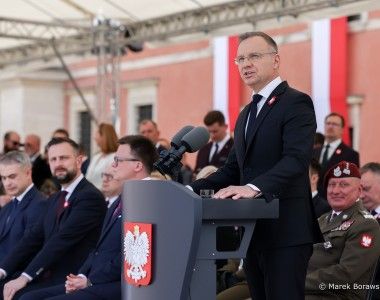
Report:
312,17,350,144
213,19,350,143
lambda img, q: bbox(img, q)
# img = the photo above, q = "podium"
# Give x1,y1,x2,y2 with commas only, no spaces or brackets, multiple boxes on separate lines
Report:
122,180,278,300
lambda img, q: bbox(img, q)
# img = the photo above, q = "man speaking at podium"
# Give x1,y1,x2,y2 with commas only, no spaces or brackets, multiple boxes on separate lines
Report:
191,32,322,300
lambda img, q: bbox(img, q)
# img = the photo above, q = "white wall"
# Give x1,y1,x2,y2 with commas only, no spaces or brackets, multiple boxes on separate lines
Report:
0,76,65,150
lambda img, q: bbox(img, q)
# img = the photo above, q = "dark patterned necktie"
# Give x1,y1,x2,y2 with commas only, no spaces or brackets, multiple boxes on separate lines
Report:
246,94,263,142
56,190,69,221
210,143,219,163
321,144,330,168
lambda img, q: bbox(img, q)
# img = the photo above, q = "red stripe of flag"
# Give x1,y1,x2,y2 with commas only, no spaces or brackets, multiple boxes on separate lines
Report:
330,17,350,144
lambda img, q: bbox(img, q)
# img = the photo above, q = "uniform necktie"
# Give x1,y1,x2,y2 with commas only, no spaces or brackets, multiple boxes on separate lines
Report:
210,143,219,163
246,94,263,142
321,144,330,168
56,190,69,221
330,212,338,222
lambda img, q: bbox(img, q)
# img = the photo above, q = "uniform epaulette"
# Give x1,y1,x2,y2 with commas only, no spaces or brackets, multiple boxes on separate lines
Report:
360,210,375,219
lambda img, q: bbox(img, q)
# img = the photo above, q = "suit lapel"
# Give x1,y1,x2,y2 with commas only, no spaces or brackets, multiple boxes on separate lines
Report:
58,178,87,223
0,187,36,238
245,81,288,156
98,196,121,246
234,106,250,166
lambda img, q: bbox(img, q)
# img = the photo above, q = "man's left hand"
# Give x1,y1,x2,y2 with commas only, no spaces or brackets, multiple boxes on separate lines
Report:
214,185,259,200
3,275,28,300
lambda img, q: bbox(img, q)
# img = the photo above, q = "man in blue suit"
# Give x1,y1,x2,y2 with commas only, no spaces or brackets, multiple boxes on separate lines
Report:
0,151,46,259
0,138,106,300
20,135,158,300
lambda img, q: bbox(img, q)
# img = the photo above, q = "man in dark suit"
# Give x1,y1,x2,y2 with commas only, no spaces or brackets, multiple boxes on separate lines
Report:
195,110,234,174
0,151,46,259
138,119,167,155
20,135,158,300
0,138,106,300
191,31,322,300
313,113,360,194
360,162,380,218
23,135,52,190
309,159,330,218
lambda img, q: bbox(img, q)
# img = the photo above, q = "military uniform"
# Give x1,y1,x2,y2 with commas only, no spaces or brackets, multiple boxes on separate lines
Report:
305,201,380,300
217,259,250,300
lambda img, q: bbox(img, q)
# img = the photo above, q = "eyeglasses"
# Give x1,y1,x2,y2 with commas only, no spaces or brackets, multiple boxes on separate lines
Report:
325,121,342,127
234,51,277,65
101,172,114,181
113,156,139,167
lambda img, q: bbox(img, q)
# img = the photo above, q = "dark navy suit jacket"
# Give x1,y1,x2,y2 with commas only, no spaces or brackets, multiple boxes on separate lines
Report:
79,196,121,285
0,177,106,284
0,186,46,260
192,81,323,250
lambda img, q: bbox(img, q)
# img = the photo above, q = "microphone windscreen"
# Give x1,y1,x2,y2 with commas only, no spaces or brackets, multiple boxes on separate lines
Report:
181,127,210,153
171,125,194,149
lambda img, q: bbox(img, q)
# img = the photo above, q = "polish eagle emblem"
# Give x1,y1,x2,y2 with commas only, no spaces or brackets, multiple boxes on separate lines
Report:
124,223,152,286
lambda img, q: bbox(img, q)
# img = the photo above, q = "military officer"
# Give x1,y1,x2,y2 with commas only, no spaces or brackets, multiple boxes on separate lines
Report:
305,161,380,300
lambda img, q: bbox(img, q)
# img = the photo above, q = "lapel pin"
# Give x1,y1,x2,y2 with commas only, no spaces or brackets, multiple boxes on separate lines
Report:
268,96,277,106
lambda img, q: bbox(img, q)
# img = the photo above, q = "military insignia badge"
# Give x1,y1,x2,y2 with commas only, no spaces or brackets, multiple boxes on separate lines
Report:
360,234,373,248
323,241,332,249
124,222,152,286
342,162,351,175
333,166,342,177
331,220,355,231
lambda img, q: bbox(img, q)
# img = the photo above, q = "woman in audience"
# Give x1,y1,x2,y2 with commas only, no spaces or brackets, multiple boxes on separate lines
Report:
86,123,118,189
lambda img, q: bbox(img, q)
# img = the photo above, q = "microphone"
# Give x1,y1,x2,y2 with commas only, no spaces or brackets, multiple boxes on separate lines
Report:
170,125,194,149
154,126,210,177
180,126,210,153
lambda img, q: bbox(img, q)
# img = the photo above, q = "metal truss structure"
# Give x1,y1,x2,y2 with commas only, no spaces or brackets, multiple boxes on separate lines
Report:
0,0,373,68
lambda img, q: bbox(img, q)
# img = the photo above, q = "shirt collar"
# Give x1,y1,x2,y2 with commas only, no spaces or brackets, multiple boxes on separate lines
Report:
324,139,341,149
30,153,40,163
214,133,230,148
62,173,84,200
311,190,318,198
253,76,282,100
106,195,120,208
13,184,34,202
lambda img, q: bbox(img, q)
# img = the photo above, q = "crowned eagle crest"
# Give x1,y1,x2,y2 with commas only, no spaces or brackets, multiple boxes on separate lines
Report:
124,225,150,283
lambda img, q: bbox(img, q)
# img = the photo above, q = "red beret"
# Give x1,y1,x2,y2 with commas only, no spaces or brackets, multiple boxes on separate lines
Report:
324,161,361,188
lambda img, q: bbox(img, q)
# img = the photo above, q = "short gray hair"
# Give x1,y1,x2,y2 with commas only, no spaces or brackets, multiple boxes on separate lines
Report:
0,150,32,169
361,162,380,176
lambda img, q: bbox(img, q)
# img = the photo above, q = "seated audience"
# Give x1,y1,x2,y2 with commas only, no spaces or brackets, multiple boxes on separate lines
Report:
20,135,157,300
309,159,330,218
0,138,106,300
194,111,233,174
86,123,118,190
360,162,380,219
305,161,380,299
24,134,52,190
0,151,46,259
